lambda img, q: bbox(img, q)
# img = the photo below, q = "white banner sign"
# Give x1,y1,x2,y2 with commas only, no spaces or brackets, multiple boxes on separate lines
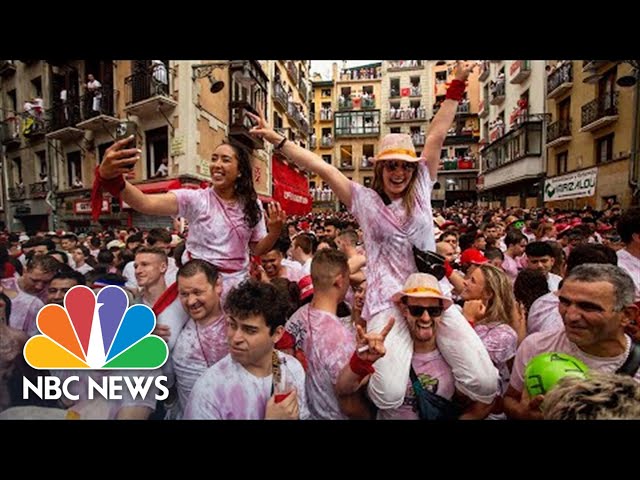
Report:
544,167,598,202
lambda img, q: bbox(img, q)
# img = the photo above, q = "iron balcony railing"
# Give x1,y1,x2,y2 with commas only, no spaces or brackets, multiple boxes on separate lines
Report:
47,98,81,133
125,65,174,106
80,85,115,120
581,91,619,128
547,62,573,95
546,119,572,143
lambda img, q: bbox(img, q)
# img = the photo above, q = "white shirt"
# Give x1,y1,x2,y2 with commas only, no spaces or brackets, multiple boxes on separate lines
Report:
617,249,640,301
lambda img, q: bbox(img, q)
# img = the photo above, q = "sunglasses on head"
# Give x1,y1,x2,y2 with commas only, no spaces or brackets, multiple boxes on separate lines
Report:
406,304,444,318
383,160,417,172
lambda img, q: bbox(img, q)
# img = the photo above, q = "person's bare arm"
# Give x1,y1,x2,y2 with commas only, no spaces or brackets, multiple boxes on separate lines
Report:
99,137,179,216
503,384,544,420
248,110,353,209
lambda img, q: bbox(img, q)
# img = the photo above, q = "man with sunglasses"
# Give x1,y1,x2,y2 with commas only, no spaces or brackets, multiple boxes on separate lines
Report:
376,273,494,420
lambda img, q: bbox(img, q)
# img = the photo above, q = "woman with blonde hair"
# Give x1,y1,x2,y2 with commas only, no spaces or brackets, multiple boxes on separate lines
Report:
248,61,497,412
461,264,526,417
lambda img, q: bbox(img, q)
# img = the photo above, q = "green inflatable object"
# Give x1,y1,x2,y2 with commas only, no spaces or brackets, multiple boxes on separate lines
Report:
524,352,589,396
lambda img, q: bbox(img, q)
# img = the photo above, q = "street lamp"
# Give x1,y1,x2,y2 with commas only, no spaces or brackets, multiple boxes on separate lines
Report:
191,62,228,93
616,60,640,87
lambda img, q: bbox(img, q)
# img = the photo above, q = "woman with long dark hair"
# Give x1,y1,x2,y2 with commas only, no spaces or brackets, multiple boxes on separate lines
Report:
95,138,285,347
248,61,498,411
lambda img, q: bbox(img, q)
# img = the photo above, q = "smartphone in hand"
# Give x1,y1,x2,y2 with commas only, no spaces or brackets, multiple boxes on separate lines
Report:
115,121,138,170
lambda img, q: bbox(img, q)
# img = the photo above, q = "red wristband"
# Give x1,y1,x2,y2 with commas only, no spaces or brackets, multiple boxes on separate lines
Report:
91,166,125,221
349,352,375,379
446,79,466,102
444,260,454,279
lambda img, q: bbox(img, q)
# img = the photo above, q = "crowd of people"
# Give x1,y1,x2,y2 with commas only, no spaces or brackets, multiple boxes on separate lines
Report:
1,61,638,420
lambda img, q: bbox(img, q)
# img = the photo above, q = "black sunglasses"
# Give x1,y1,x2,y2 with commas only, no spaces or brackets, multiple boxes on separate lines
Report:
383,160,417,172
406,304,444,318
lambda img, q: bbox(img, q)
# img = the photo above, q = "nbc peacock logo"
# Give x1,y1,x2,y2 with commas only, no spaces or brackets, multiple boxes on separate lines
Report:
24,285,168,370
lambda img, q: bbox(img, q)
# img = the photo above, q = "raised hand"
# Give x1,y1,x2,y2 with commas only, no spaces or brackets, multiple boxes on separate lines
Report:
247,107,281,145
266,201,286,234
451,60,478,83
355,317,395,364
99,136,140,180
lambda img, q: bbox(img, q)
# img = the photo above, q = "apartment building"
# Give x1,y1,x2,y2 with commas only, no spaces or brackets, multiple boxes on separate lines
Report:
544,61,637,209
427,61,481,207
0,59,271,233
267,60,312,216
477,60,547,208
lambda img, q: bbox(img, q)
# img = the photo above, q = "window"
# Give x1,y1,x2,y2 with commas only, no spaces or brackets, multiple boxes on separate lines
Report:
66,151,82,187
31,77,43,98
391,127,401,133
7,89,17,113
596,133,614,164
322,155,332,164
11,157,22,184
390,78,400,97
145,126,169,178
435,71,447,83
321,89,331,97
35,150,47,179
556,151,568,174
363,176,372,188
274,112,283,130
441,149,448,159
340,145,353,167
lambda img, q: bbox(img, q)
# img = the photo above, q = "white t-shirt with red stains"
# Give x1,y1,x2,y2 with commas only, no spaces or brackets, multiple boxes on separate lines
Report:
348,162,435,320
183,351,309,420
172,313,229,412
286,303,356,419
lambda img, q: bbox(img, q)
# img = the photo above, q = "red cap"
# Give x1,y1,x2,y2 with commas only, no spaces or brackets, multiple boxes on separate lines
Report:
440,221,457,230
299,221,310,231
597,224,613,233
555,224,571,234
298,275,314,301
459,248,489,266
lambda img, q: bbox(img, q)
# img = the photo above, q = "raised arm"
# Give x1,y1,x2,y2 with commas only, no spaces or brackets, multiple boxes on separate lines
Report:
247,111,353,210
423,61,477,179
97,136,179,217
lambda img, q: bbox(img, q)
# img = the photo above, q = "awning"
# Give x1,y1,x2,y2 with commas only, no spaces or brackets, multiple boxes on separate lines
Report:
271,157,312,216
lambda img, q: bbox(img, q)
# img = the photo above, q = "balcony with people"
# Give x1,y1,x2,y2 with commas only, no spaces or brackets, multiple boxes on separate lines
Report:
547,61,573,99
286,60,299,85
340,64,381,81
478,60,491,82
489,76,506,105
46,94,83,141
478,99,489,118
30,180,49,199
8,183,27,202
387,60,424,71
509,60,531,84
319,106,333,121
273,80,289,111
78,83,119,131
387,104,427,123
581,91,619,132
124,61,177,117
338,94,353,110
335,111,380,138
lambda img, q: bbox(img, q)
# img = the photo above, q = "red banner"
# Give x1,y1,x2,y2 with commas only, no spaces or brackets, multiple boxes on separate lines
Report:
401,87,410,97
271,157,312,216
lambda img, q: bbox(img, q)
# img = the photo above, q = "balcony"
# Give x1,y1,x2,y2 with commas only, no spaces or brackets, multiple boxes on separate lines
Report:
229,101,264,150
412,132,425,146
547,62,573,99
409,86,422,97
582,60,610,71
124,65,177,117
30,181,49,199
387,60,424,71
310,137,317,149
490,80,505,105
77,86,119,131
298,76,308,102
444,127,478,146
319,108,333,121
273,81,288,111
509,60,531,84
335,111,381,138
1,117,21,147
46,100,83,141
287,101,302,129
360,157,374,169
478,99,489,118
456,102,471,115
478,61,491,82
339,96,353,110
8,186,27,201
286,61,299,84
22,115,47,140
0,60,17,77
319,136,334,148
387,107,427,123
340,66,381,81
442,158,478,171
339,160,355,171
546,119,572,147
580,92,618,132
361,97,376,109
